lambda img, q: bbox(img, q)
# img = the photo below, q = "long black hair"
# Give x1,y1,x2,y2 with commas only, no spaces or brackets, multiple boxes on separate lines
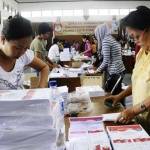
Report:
121,6,150,31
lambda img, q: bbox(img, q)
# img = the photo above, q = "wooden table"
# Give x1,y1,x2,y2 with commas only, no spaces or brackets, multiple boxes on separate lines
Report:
65,96,123,141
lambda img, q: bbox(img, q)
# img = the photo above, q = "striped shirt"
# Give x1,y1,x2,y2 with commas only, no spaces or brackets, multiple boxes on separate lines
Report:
97,35,125,75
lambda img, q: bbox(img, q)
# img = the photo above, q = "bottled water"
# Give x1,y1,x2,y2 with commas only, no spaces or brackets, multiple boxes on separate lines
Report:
49,80,58,101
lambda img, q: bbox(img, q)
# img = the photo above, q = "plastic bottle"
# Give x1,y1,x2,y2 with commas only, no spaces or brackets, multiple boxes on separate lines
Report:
57,96,65,150
49,80,58,101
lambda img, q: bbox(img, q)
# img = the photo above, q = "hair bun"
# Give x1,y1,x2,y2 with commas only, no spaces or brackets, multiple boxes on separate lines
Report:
8,16,13,20
137,6,150,14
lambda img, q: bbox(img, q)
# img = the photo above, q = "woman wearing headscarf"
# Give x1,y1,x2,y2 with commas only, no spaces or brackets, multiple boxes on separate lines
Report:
95,23,125,94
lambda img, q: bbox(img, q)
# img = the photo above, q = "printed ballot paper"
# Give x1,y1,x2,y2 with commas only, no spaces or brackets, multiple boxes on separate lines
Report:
67,116,112,150
107,124,150,150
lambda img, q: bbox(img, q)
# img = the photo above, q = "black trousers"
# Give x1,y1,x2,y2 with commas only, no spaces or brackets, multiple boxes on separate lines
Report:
104,71,126,106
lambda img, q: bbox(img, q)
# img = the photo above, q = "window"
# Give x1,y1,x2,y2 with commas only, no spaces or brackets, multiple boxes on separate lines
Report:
110,9,119,15
74,9,83,16
120,9,129,15
89,9,99,16
129,9,136,12
9,7,12,13
42,10,52,17
12,10,15,16
32,11,41,17
53,10,62,17
99,9,109,15
62,10,73,16
21,11,31,18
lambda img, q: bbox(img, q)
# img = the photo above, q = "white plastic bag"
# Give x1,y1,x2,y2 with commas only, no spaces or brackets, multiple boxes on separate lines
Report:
66,91,92,114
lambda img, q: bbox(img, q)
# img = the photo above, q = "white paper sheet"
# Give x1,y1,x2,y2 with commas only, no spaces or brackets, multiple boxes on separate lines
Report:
102,113,120,122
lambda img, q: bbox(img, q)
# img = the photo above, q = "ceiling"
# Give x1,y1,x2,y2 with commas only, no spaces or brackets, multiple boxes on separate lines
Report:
15,0,150,3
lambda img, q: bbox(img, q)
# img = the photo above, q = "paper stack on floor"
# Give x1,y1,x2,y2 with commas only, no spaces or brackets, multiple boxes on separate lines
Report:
0,88,64,150
107,124,150,150
66,116,112,150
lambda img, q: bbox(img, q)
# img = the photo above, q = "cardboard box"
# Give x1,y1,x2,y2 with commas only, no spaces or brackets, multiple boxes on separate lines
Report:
80,75,104,87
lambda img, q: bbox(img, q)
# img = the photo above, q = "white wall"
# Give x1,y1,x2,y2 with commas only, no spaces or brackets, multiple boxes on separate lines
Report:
18,1,150,22
0,0,18,33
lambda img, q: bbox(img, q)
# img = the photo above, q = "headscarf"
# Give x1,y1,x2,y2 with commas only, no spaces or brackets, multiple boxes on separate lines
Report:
94,23,111,55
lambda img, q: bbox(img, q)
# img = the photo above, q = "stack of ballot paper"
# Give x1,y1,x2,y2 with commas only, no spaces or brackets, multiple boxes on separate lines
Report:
102,112,120,122
0,88,65,150
0,88,53,116
73,54,90,61
107,124,150,150
67,116,112,150
0,128,57,150
60,48,71,61
76,85,105,97
49,67,84,78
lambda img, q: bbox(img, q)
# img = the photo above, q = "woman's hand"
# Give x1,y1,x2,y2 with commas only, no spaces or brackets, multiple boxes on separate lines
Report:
117,107,136,124
104,95,121,107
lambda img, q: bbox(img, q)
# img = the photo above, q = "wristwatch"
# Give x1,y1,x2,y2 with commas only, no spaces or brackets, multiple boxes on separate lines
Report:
140,103,147,112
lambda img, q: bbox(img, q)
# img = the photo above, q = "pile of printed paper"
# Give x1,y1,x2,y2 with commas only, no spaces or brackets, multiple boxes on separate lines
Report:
107,124,150,150
0,88,65,150
66,116,112,150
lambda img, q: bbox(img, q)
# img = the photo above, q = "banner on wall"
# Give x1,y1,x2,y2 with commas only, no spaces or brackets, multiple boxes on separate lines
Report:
53,20,103,36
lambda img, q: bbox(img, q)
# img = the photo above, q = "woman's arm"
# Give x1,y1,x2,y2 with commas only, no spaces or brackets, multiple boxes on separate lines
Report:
104,85,132,106
96,40,110,72
45,56,59,70
133,96,150,115
83,43,92,54
34,51,42,59
116,86,150,124
28,57,49,88
118,85,132,99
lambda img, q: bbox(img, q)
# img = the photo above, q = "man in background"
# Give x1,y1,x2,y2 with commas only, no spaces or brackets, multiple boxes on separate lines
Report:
30,23,51,61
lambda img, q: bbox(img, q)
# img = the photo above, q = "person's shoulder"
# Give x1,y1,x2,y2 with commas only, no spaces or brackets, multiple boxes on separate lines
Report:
31,37,41,44
18,49,34,65
20,49,34,59
50,44,59,49
136,48,145,61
